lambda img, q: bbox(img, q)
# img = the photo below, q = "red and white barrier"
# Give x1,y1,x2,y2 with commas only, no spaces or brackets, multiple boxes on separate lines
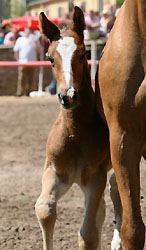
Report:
0,60,98,96
0,61,51,68
0,60,98,68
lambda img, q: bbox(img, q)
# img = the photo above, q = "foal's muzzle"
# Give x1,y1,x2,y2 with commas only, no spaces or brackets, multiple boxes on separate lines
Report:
58,88,78,109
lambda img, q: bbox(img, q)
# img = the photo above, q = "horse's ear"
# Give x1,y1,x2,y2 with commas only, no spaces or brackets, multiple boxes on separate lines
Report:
71,6,86,35
39,12,60,42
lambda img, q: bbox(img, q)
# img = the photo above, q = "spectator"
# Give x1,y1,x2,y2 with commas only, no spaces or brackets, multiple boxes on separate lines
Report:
109,4,120,17
0,31,4,44
45,69,57,95
115,6,121,17
100,9,111,36
4,30,20,45
58,14,71,29
106,15,116,37
44,40,57,95
4,31,15,45
0,24,5,44
80,3,87,17
84,10,101,40
13,27,40,96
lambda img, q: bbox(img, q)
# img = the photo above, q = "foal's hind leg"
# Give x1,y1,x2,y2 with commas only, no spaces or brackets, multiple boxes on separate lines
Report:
78,170,107,250
95,195,106,250
109,172,122,250
35,166,71,250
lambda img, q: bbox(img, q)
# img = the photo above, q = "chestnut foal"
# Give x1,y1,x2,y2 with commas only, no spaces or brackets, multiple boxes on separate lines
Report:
35,7,110,250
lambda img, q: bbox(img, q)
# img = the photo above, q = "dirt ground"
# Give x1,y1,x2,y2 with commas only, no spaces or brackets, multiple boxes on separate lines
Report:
0,96,145,250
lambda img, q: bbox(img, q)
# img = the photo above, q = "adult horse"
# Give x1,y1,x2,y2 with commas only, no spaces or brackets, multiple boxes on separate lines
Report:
96,0,146,249
35,7,110,250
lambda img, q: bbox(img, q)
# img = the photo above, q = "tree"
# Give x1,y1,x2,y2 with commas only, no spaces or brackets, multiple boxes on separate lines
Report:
8,0,26,18
116,0,124,6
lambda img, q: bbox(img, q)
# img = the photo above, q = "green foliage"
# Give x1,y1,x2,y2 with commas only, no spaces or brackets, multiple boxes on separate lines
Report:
116,0,124,6
8,0,26,18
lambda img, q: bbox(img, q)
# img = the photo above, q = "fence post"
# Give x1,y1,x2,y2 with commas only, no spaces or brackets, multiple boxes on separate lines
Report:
91,40,97,80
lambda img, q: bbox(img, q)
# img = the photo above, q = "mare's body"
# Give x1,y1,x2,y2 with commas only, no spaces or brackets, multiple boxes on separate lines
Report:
97,0,146,249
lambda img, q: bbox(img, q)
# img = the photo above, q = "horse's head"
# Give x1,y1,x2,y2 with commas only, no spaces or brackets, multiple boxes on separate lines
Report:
39,6,87,109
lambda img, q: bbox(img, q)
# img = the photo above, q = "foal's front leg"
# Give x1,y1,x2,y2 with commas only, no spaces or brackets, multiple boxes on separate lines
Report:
35,166,71,250
78,171,107,250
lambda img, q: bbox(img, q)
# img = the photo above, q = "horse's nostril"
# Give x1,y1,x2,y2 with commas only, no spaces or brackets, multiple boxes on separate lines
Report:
58,93,67,105
73,91,78,100
58,90,78,109
58,93,65,100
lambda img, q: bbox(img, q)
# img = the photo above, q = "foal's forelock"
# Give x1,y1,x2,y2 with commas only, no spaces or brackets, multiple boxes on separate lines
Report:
57,37,77,89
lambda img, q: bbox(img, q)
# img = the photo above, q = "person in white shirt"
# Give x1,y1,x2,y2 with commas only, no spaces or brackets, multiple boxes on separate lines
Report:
14,27,40,96
84,10,101,40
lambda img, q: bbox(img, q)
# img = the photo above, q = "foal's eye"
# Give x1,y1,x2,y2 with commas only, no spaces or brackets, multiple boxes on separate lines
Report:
48,56,55,67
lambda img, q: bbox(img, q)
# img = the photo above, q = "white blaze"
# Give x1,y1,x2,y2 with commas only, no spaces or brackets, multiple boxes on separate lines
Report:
57,37,77,87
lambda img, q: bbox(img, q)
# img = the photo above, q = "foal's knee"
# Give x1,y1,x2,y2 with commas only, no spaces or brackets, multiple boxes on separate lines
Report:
35,197,56,223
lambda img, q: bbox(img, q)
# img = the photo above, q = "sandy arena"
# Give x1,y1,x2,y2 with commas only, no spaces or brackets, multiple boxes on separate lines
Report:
0,96,145,250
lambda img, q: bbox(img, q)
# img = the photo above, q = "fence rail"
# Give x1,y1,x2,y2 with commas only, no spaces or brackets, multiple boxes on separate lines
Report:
0,60,98,68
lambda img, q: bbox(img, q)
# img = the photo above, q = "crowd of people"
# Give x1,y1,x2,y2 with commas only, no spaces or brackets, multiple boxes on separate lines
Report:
0,4,120,45
84,4,120,40
0,4,120,96
0,25,20,45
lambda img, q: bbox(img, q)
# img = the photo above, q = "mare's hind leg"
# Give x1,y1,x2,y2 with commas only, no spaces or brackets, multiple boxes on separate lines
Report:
35,166,71,250
109,126,145,250
109,172,122,250
78,170,107,250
